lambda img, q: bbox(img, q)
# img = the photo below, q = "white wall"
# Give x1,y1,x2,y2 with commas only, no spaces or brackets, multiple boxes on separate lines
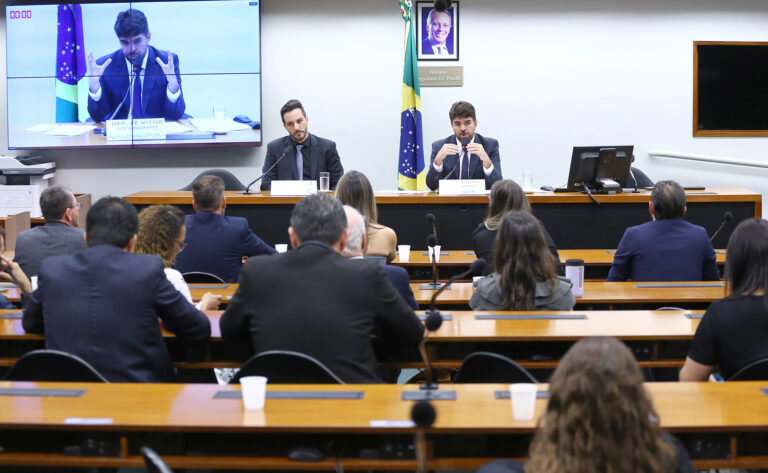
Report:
2,0,768,203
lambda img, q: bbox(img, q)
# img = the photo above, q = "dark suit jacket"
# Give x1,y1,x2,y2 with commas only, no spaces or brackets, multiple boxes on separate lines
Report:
14,222,86,277
22,244,210,382
426,133,502,191
472,222,564,276
219,241,424,383
87,46,185,122
382,264,419,310
421,37,453,55
607,219,720,282
174,212,276,283
260,134,344,191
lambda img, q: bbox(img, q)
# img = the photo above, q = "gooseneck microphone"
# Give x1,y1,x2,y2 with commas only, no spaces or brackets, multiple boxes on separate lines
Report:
241,146,292,195
108,58,142,121
411,400,436,473
425,213,437,241
433,0,453,12
710,211,734,241
419,234,442,289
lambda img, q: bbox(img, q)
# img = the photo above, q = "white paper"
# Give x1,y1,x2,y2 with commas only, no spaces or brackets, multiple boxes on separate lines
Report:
25,124,57,132
43,125,96,136
163,121,193,134
370,420,415,427
189,118,251,133
65,418,114,425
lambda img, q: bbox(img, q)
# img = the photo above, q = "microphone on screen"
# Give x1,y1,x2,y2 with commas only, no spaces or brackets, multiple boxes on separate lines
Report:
242,146,292,195
411,400,436,473
460,136,471,152
709,211,734,241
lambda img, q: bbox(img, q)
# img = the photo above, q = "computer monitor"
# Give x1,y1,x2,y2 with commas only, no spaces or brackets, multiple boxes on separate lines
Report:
566,146,634,193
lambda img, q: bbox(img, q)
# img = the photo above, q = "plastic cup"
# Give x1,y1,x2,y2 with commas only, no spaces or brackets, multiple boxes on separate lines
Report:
240,376,267,410
509,383,538,421
275,244,288,253
432,245,441,263
398,245,411,262
522,172,535,192
319,172,330,192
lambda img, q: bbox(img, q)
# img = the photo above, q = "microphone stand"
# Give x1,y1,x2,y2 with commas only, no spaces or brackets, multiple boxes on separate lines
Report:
240,146,292,194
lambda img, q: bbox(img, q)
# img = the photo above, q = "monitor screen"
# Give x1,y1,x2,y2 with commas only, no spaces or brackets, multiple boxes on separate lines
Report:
566,146,633,192
5,0,261,149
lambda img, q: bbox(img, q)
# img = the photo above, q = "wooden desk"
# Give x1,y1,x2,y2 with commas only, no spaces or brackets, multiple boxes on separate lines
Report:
123,188,761,250
0,381,764,470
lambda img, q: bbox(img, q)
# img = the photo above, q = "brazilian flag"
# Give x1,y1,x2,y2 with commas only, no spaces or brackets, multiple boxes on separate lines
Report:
398,0,426,190
55,4,87,122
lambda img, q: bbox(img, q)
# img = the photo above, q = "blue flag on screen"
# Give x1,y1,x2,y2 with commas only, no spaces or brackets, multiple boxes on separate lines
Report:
55,4,86,122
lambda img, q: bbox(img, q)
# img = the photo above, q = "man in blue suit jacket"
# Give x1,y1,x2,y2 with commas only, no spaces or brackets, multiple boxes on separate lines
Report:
426,101,502,191
87,9,185,122
607,180,719,282
174,175,276,283
18,197,210,383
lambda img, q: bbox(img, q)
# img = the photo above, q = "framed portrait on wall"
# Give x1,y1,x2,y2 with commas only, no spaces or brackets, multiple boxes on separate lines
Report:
416,1,459,61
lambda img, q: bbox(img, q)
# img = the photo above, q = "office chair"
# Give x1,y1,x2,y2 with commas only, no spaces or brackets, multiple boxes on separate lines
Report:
363,255,387,265
230,350,345,384
4,349,109,382
141,446,174,473
728,357,768,381
182,271,226,284
179,169,247,191
628,166,654,189
453,351,538,384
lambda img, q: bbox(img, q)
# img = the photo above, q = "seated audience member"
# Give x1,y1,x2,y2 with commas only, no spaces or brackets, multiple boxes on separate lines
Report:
343,205,418,310
472,179,562,276
0,228,19,308
680,218,768,381
219,194,423,383
174,175,275,282
135,205,222,311
470,211,574,311
336,170,397,263
14,185,86,277
607,180,719,282
18,197,210,382
478,337,695,473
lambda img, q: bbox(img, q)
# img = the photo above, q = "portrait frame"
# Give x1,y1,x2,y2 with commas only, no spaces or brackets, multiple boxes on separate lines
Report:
416,1,459,61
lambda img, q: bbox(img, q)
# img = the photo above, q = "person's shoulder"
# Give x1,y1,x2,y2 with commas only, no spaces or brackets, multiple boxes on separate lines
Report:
149,46,174,62
266,135,292,150
163,267,185,284
476,133,499,147
310,134,336,147
98,49,122,65
472,222,492,238
476,459,525,473
383,263,408,278
431,135,453,148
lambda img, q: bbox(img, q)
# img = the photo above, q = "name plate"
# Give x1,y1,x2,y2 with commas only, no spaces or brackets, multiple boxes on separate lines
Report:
439,179,485,195
419,66,463,87
271,180,317,196
106,118,165,141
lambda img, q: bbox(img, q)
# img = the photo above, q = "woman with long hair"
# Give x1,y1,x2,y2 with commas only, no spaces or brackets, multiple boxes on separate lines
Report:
470,210,574,311
681,218,768,381
479,337,695,473
135,205,221,311
472,180,561,275
336,170,397,262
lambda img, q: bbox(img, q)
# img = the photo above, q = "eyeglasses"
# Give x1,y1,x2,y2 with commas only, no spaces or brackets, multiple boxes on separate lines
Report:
176,240,188,253
72,202,82,210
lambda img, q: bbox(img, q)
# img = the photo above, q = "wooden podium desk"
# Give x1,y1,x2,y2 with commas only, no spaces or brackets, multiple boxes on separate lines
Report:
123,188,761,250
0,381,765,470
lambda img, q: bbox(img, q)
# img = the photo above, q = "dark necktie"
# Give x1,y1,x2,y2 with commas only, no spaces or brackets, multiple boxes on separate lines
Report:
131,67,142,119
460,150,469,179
296,145,304,180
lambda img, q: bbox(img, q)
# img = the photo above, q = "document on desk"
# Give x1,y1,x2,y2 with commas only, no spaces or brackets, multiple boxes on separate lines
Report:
43,124,97,136
189,118,251,133
25,124,57,132
163,121,193,134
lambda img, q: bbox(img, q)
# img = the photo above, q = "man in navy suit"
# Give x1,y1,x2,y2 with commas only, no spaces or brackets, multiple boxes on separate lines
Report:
607,180,720,282
19,197,210,382
342,205,419,310
260,99,344,191
87,9,185,122
426,101,502,191
174,175,275,282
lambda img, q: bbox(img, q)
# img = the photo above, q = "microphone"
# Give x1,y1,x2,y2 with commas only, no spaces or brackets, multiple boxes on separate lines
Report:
460,136,471,151
710,211,734,241
411,400,436,473
419,234,442,289
241,146,292,194
433,0,452,12
425,213,437,241
127,59,143,119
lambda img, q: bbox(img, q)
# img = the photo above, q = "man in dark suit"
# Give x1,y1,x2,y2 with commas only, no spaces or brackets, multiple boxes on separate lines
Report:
260,99,344,191
421,8,453,56
342,205,419,310
426,101,502,191
87,9,185,122
174,175,275,283
19,197,210,382
220,194,423,383
14,185,86,278
607,180,719,282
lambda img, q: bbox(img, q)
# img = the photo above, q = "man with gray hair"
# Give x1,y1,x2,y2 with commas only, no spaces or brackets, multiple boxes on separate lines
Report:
220,193,423,383
343,205,418,309
174,174,274,282
608,180,719,282
14,185,86,277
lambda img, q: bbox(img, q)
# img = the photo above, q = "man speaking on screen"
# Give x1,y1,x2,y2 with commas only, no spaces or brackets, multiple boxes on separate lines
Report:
87,8,185,122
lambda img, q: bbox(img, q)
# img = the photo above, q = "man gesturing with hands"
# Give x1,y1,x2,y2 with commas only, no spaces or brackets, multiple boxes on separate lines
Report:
426,101,502,191
87,8,185,122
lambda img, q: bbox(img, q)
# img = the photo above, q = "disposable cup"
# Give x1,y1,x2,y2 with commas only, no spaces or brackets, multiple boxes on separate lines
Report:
432,245,441,263
240,376,267,410
398,245,411,262
275,244,288,253
509,383,537,421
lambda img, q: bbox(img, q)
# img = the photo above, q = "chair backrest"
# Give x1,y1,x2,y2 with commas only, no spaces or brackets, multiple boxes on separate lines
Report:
728,357,768,381
4,349,109,382
179,169,246,191
453,351,538,384
182,271,226,284
230,350,345,384
363,255,387,265
629,166,654,188
141,446,174,473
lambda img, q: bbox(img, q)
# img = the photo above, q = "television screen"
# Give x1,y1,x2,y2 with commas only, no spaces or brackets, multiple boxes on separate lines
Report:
5,0,261,149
